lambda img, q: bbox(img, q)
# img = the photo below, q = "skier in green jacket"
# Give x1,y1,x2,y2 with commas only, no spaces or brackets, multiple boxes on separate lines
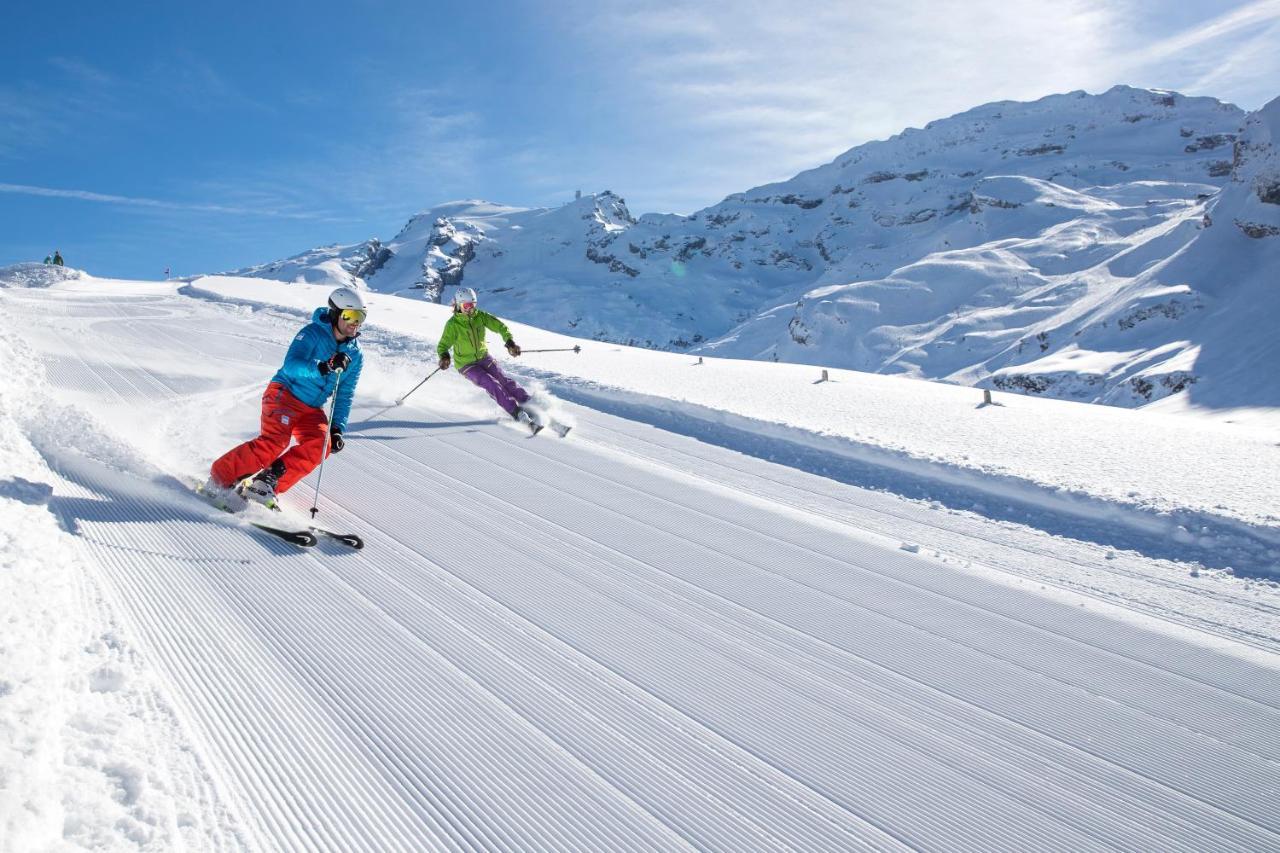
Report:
437,288,538,430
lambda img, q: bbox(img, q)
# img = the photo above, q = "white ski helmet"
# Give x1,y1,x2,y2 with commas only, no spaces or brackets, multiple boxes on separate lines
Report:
452,287,478,311
328,286,367,323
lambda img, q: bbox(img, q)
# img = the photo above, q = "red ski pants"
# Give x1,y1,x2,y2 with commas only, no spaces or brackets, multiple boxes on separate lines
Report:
210,382,330,494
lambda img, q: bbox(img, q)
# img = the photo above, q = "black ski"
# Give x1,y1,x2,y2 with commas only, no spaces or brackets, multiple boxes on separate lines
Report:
310,526,364,549
263,512,363,550
250,522,319,547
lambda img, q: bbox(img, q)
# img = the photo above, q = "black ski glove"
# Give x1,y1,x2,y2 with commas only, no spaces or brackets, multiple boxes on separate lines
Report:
329,428,345,454
318,351,351,376
438,353,451,371
505,339,521,356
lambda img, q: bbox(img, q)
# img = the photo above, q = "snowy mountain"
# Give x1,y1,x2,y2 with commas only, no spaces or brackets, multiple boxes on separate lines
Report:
225,86,1277,409
763,92,1280,409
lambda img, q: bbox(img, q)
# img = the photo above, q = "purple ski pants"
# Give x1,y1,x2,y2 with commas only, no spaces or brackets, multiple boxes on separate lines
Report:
460,354,529,416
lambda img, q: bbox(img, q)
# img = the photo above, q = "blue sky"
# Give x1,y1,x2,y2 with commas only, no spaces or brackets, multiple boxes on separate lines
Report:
3,0,1277,279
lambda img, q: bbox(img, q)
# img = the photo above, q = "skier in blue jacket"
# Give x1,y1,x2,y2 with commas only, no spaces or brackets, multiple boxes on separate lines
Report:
208,287,366,507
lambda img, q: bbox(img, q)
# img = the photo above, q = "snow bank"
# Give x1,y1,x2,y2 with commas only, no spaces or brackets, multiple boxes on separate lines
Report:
0,326,242,849
0,261,84,288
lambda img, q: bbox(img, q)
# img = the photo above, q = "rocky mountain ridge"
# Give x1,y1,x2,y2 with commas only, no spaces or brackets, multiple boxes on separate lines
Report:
225,86,1279,410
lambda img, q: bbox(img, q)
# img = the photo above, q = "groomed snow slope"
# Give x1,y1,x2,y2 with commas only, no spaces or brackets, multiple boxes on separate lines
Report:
190,274,1280,577
3,271,1280,851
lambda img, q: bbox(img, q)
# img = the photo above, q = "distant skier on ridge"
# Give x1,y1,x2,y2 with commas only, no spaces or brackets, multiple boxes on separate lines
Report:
206,286,367,508
437,287,541,433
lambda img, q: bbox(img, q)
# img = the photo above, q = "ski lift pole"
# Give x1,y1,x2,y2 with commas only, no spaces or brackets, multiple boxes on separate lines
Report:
520,345,582,354
310,368,343,519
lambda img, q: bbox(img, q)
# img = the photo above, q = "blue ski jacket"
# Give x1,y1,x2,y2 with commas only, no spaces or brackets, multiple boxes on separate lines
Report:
270,307,363,432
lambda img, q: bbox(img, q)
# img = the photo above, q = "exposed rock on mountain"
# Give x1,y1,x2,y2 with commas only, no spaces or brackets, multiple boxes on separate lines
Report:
226,87,1278,410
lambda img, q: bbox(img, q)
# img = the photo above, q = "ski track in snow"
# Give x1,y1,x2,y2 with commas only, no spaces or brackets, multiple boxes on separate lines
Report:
4,282,1280,851
562,416,1280,653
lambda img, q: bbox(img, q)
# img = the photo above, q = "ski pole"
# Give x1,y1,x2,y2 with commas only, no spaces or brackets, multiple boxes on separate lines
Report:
519,345,582,354
393,367,442,404
310,368,343,519
361,367,442,425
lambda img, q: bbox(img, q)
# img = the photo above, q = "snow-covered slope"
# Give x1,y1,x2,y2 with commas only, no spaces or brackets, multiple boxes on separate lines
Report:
221,87,1280,412
227,239,388,290
768,94,1280,409
4,270,1280,850
5,270,1280,850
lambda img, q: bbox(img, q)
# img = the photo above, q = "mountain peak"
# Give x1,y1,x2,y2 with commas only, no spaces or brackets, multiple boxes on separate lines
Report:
222,87,1272,410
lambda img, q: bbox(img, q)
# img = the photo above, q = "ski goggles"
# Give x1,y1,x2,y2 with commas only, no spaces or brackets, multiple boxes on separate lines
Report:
459,301,477,311
338,308,367,325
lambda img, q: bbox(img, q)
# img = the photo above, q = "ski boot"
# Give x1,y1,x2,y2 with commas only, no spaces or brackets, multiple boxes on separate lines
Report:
512,406,543,435
239,460,285,510
201,476,248,512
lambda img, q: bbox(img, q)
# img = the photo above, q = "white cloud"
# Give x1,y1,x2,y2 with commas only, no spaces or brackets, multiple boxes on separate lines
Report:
1186,21,1280,102
0,91,55,156
47,57,117,88
0,182,332,220
304,94,493,212
1122,0,1280,62
553,0,1280,215
566,0,1129,210
162,85,498,227
0,57,128,156
1111,0,1280,108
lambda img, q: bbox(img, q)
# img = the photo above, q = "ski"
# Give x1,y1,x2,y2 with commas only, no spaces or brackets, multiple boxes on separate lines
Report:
250,522,319,547
240,496,364,550
308,524,364,550
246,502,364,550
193,481,318,547
520,408,570,437
245,499,364,550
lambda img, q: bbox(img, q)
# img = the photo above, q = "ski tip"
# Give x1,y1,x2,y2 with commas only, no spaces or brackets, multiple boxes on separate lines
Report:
308,526,365,549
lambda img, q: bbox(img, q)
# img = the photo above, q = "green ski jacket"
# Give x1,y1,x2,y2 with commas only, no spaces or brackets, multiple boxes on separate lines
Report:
437,309,513,368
